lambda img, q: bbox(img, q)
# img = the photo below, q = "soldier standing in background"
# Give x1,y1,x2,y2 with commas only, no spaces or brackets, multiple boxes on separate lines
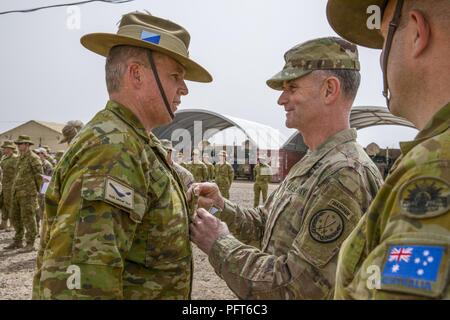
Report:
214,150,234,199
202,154,215,182
253,155,272,207
188,149,208,182
34,148,54,232
59,120,84,145
0,141,18,231
6,135,43,252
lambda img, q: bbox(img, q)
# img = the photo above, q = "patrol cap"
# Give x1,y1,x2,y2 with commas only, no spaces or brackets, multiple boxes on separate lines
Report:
267,37,360,90
1,140,16,150
326,0,388,49
160,139,175,151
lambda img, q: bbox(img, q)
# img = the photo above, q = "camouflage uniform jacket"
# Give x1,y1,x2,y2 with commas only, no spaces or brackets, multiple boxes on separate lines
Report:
335,103,450,300
12,150,43,198
215,162,234,185
205,162,215,181
209,129,383,299
33,100,192,300
254,163,272,184
0,154,18,197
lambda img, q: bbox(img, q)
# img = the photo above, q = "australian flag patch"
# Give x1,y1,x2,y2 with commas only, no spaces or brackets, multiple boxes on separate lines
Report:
381,245,447,296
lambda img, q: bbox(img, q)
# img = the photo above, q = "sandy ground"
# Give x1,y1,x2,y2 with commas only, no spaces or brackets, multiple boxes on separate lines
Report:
0,181,278,300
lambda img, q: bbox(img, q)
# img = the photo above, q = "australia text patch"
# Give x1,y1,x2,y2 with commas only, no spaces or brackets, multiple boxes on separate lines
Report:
105,177,134,211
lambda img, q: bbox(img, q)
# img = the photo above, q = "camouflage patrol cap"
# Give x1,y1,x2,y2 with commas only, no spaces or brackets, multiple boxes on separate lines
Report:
327,0,387,49
266,37,360,90
160,139,175,151
1,140,16,150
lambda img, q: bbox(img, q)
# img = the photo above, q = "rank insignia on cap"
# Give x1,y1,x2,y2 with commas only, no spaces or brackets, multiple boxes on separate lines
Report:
140,30,161,44
399,177,450,219
381,245,448,297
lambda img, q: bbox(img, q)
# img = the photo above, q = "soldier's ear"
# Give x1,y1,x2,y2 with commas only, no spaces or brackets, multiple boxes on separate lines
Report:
409,10,430,58
323,76,340,105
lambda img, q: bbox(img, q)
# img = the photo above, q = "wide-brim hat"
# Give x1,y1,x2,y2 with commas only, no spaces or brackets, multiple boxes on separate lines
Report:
80,12,212,83
1,140,16,149
326,0,387,49
14,135,34,145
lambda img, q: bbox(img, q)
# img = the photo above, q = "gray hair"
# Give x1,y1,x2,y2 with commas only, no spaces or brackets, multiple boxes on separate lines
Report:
105,45,150,94
318,69,361,101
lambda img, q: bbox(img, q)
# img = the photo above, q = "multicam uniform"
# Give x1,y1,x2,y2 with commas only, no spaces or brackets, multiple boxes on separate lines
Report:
209,129,383,299
33,101,193,299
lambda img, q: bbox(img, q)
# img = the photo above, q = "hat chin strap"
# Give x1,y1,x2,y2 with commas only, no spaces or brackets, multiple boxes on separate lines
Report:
146,50,175,120
382,0,404,110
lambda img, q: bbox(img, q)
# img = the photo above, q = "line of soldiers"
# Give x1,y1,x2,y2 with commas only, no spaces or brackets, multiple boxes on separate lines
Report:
1,120,84,252
177,148,235,199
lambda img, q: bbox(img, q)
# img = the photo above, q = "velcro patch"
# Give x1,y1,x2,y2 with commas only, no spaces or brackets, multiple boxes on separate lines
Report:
381,245,448,298
105,177,134,211
308,209,344,243
399,177,450,219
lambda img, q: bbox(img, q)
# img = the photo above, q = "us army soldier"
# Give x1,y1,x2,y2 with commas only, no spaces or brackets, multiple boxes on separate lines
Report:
189,37,384,299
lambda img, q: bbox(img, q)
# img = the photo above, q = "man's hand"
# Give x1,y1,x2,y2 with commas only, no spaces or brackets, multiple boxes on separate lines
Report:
187,182,225,210
190,208,230,255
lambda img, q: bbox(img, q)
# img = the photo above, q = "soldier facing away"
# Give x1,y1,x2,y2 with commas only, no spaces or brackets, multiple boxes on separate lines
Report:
32,11,212,299
327,0,450,299
189,37,384,299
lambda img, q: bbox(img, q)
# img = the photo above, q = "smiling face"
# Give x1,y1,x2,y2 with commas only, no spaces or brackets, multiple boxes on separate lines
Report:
277,72,324,131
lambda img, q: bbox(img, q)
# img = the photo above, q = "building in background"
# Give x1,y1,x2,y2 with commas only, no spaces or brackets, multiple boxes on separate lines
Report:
0,120,66,152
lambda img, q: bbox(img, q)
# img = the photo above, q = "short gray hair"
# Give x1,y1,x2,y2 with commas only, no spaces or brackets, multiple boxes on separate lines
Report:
319,69,361,101
105,46,150,94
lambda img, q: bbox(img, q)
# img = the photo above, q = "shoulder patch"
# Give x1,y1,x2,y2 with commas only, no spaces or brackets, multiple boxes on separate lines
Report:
399,177,450,219
381,245,449,298
105,177,134,211
309,209,344,243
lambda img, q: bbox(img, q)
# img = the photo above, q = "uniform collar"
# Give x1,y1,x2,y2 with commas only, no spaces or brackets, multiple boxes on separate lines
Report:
399,102,450,155
289,128,357,178
105,100,150,144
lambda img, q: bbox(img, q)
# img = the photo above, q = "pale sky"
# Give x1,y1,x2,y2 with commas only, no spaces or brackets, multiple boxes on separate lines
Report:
0,0,418,149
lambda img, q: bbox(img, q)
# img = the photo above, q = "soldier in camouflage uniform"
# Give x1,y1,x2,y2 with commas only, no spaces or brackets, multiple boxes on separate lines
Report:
0,140,18,230
42,146,57,166
160,139,195,191
202,154,215,182
189,37,384,299
34,147,54,231
327,0,450,299
188,149,208,182
253,156,272,207
5,135,43,252
32,11,212,299
214,150,234,199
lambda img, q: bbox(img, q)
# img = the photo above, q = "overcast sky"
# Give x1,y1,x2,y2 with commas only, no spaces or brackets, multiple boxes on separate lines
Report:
0,0,418,148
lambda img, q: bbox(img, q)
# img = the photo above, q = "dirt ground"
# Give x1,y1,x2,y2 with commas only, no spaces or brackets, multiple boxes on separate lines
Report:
0,181,278,300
